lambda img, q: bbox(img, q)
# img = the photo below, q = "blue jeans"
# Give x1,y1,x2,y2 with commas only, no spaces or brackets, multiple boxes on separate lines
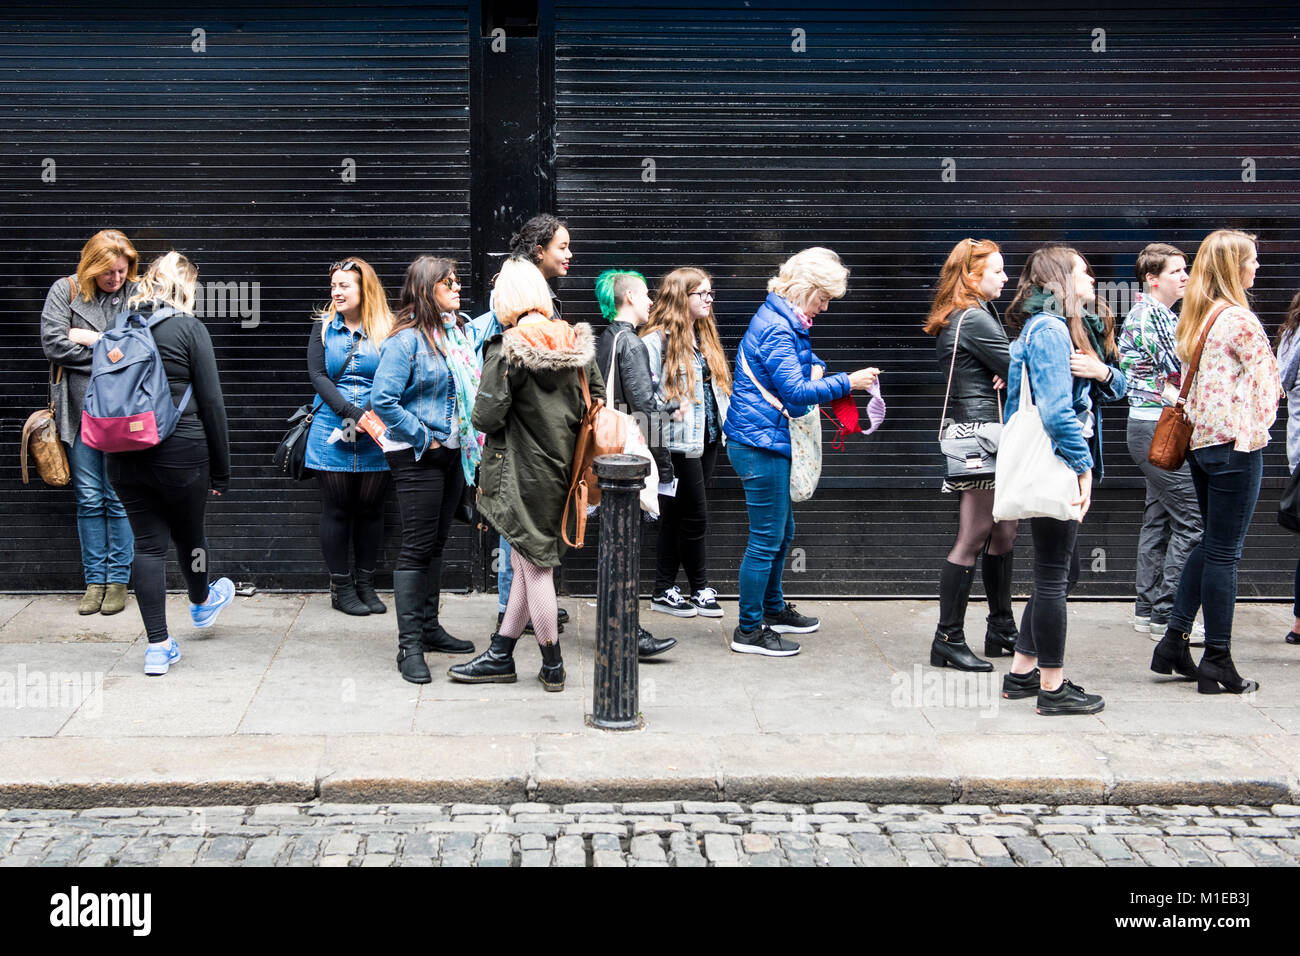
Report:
728,441,794,630
69,432,133,585
1168,443,1262,650
497,535,513,613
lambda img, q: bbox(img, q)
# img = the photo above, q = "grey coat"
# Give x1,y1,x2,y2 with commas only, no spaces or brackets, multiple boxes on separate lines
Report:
39,275,138,445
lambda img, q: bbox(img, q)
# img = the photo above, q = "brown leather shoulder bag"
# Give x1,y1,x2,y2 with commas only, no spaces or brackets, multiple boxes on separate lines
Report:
1148,303,1230,471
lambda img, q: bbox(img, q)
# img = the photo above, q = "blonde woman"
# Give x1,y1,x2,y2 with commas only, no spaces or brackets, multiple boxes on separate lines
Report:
304,257,394,615
723,248,879,656
641,267,733,618
39,229,140,616
1150,230,1279,694
105,253,233,676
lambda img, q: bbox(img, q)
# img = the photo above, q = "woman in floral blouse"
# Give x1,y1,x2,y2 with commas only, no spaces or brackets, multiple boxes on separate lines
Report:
1150,229,1280,694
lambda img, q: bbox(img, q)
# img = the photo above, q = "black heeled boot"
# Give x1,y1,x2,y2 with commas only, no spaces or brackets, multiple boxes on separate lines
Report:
419,589,474,654
353,568,387,614
931,561,993,672
1150,627,1197,680
538,640,565,692
447,633,518,683
392,569,431,684
330,573,371,616
982,550,1019,657
1197,645,1258,695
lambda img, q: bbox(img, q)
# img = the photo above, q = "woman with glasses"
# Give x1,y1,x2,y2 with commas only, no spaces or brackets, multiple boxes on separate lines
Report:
304,258,394,616
641,268,733,619
372,257,482,683
923,239,1016,672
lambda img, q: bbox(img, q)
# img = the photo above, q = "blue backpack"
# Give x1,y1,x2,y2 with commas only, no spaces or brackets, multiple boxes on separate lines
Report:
80,307,192,452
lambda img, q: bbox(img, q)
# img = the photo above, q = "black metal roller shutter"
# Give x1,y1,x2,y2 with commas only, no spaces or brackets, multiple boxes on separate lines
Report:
553,0,1300,598
0,1,471,591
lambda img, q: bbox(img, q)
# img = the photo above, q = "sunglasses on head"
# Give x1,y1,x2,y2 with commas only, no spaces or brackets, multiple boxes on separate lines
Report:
330,260,361,275
964,239,992,274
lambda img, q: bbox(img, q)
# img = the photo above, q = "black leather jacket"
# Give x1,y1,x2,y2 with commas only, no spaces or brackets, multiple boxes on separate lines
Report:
935,301,1012,425
595,320,677,481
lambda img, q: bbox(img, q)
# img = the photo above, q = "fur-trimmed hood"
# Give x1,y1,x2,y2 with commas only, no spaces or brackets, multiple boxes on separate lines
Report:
501,320,595,372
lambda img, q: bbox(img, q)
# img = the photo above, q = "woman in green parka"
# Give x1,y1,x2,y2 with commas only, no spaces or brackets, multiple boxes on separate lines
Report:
449,257,605,691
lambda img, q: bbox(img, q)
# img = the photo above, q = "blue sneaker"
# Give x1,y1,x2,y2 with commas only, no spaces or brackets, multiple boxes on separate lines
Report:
190,577,235,629
144,637,181,676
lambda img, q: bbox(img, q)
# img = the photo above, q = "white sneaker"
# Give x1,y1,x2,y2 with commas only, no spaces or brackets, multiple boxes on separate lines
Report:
1133,615,1152,634
1150,620,1206,645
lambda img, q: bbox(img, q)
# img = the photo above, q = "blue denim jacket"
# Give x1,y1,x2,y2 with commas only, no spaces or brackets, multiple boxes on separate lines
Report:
371,327,456,458
1006,313,1094,476
305,316,388,472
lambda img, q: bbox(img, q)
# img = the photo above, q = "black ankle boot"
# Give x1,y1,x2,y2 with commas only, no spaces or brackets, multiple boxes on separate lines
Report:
419,589,474,654
1151,627,1197,680
330,573,371,616
538,640,565,692
982,551,1018,657
392,569,431,684
1197,645,1258,695
448,633,518,683
932,561,992,672
353,568,387,614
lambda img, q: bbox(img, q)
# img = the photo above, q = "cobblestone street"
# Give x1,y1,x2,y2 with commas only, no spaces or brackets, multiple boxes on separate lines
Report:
3,802,1299,867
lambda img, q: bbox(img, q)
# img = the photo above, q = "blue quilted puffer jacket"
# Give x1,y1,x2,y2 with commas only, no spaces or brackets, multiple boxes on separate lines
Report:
723,292,852,458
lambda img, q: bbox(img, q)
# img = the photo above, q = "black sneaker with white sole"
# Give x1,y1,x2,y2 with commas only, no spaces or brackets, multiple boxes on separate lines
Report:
763,602,819,634
688,587,724,617
651,586,697,618
730,624,800,657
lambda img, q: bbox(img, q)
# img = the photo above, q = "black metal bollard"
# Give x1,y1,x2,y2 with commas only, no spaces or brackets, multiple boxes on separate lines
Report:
591,453,651,730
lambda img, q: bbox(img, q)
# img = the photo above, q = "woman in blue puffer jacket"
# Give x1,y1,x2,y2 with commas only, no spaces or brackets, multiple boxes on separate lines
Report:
723,247,879,657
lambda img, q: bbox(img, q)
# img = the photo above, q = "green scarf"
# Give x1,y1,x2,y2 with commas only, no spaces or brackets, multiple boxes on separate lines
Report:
1022,285,1113,361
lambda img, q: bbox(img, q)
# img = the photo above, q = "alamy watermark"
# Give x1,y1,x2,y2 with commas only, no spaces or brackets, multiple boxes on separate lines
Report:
0,666,103,718
890,664,1000,717
192,280,261,328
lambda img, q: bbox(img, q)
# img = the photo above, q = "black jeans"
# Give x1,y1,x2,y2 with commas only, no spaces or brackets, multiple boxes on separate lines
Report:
107,436,212,644
317,470,390,575
654,440,719,594
1014,517,1080,669
1168,443,1263,650
386,446,464,589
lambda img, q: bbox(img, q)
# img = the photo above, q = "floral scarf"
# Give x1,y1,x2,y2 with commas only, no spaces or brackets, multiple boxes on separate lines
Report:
441,314,484,484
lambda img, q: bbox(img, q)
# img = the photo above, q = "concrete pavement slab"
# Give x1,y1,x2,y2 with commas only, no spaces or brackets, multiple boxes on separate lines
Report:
319,734,533,803
0,643,124,736
532,732,719,802
937,734,1109,804
1097,733,1292,805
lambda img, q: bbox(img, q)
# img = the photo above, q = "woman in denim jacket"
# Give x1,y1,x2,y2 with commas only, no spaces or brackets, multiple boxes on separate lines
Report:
641,267,733,619
1001,245,1124,716
304,258,393,616
372,256,483,683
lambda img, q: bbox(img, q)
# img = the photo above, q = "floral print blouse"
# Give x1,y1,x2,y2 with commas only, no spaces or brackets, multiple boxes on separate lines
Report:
1186,305,1281,452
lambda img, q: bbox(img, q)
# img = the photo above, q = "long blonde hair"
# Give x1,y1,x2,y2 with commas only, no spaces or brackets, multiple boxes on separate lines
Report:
76,229,139,301
318,256,393,348
642,267,732,404
128,251,198,313
1176,229,1257,364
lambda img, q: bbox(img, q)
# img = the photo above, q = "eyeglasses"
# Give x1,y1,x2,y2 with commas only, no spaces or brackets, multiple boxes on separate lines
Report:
688,290,715,301
441,276,462,290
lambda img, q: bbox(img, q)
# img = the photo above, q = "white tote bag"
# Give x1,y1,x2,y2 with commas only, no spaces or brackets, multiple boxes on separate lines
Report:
992,326,1083,523
739,352,823,502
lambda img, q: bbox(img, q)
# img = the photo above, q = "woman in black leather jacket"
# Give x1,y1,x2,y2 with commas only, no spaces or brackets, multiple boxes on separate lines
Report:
925,239,1018,672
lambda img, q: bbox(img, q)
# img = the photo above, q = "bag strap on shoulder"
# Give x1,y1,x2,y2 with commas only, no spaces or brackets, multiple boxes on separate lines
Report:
740,350,791,421
1175,304,1231,407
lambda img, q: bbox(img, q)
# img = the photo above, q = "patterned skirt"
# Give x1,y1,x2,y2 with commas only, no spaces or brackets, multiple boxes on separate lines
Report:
942,477,996,494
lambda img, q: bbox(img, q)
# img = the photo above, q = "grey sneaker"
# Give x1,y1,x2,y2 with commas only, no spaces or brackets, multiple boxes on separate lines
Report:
730,624,800,657
763,602,819,634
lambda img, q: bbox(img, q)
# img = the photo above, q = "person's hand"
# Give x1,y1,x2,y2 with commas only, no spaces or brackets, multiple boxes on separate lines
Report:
1075,468,1093,520
992,375,1006,391
671,407,685,422
67,328,99,347
811,365,824,381
1069,350,1110,382
848,367,879,390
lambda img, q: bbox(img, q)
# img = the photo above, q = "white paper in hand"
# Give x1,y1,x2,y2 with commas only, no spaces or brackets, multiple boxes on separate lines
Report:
658,478,679,498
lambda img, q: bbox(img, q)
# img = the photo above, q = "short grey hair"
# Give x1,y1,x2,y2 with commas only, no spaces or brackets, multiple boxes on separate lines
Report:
768,247,849,305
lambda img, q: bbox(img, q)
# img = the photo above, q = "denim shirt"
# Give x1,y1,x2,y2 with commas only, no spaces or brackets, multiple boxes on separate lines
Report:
469,307,502,363
371,327,456,458
305,315,388,472
1006,313,1094,475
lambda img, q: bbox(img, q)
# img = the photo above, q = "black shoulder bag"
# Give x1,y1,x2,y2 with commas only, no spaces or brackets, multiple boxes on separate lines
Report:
273,336,361,480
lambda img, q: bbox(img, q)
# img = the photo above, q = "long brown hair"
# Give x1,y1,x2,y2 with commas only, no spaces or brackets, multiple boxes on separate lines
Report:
923,238,999,335
642,267,732,403
1006,244,1116,360
1177,229,1257,364
390,256,461,352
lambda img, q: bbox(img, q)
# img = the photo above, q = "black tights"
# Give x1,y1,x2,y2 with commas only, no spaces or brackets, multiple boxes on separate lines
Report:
317,470,390,575
946,489,1018,565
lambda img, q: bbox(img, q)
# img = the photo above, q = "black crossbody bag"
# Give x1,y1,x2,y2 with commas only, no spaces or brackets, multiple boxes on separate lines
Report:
272,337,361,480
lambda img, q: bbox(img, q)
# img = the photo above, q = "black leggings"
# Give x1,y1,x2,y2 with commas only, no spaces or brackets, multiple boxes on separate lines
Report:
386,446,464,584
317,470,390,575
107,436,212,644
654,441,720,594
1014,517,1081,669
